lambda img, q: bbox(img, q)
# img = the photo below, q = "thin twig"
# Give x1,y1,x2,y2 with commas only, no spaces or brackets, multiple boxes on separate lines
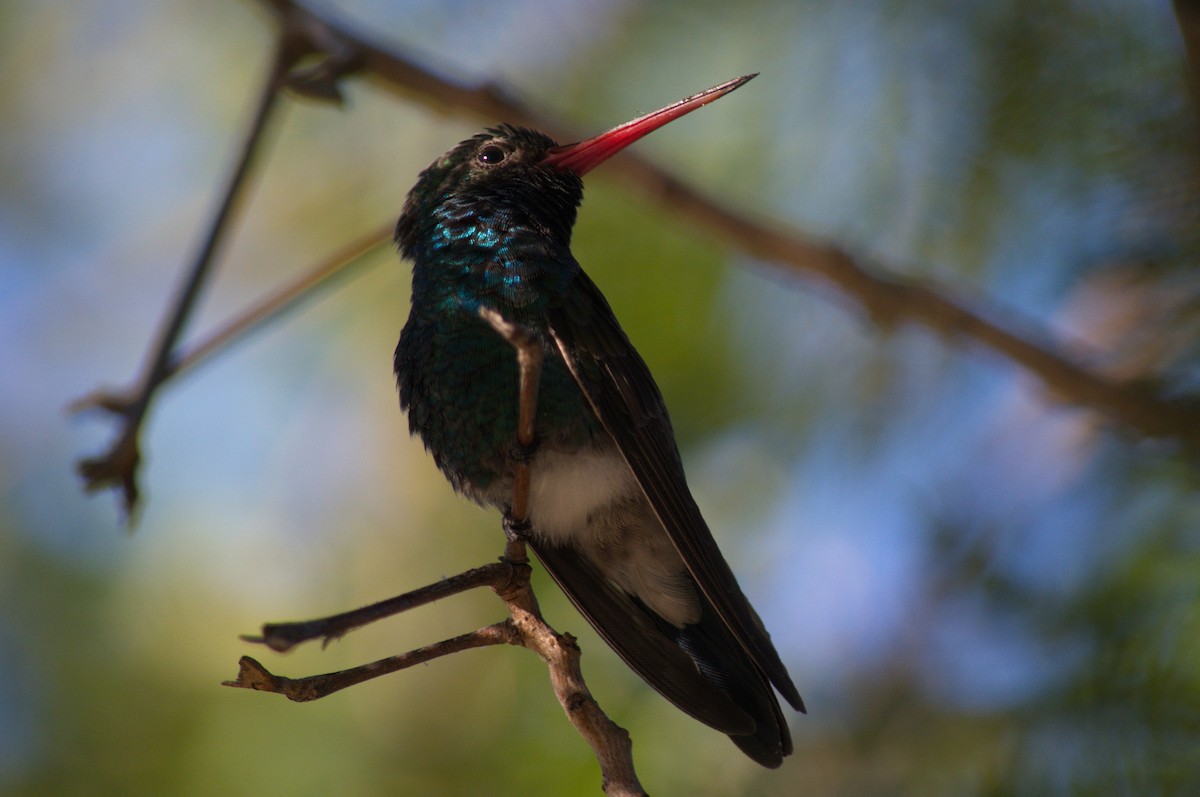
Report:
166,220,392,383
71,5,380,520
227,307,646,794
477,309,645,795
478,307,544,566
226,623,518,701
244,561,515,652
72,30,304,519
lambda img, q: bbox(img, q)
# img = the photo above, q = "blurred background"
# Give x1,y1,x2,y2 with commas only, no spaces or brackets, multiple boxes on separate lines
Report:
3,1,1200,794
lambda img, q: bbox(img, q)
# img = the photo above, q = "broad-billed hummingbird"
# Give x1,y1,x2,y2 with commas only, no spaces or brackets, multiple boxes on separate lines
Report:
394,75,803,767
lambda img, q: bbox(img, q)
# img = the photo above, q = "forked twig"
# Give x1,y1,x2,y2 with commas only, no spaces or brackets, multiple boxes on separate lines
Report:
224,313,647,796
72,27,308,520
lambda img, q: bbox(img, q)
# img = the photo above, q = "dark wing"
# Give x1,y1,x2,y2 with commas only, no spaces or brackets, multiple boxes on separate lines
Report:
545,268,804,712
529,540,756,735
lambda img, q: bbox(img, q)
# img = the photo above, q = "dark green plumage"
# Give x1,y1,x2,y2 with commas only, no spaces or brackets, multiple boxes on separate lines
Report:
395,126,598,493
393,81,802,768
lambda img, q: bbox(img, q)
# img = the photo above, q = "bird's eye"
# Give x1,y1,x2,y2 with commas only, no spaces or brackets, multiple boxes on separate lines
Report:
477,145,508,165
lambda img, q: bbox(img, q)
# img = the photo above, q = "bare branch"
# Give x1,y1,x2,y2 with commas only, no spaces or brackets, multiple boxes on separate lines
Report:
244,0,1200,454
477,308,646,794
166,221,392,385
230,560,645,794
511,618,643,797
243,561,517,652
225,624,517,701
228,307,646,793
231,544,645,792
71,28,305,520
478,306,544,547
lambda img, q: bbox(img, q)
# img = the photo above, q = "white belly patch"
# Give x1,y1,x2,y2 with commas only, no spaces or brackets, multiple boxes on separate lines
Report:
528,447,638,541
527,446,701,626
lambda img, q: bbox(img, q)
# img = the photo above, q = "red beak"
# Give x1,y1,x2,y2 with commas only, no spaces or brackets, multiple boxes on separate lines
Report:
542,74,757,176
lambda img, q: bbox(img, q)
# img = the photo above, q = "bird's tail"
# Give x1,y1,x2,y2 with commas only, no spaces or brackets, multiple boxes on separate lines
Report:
532,540,793,767
672,605,793,767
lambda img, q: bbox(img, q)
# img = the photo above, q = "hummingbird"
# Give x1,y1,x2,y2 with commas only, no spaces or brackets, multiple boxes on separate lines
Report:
393,74,803,767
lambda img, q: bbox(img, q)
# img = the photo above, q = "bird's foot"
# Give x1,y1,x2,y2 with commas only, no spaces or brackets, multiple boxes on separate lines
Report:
503,513,531,543
501,513,531,568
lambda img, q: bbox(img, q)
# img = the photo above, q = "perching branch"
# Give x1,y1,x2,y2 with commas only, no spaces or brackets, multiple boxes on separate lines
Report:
478,307,543,539
242,560,520,654
229,623,518,702
224,313,647,796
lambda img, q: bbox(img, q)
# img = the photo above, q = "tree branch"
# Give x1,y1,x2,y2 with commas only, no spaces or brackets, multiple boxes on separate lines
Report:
73,0,1200,521
226,623,517,701
224,311,647,795
244,0,1200,454
478,307,543,539
167,221,392,385
70,22,313,520
243,560,519,653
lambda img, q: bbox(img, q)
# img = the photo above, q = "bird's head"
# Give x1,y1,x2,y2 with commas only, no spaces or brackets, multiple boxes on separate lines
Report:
395,125,579,261
395,74,757,261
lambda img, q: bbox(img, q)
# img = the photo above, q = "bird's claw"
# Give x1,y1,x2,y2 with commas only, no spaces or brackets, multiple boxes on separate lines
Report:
503,514,531,543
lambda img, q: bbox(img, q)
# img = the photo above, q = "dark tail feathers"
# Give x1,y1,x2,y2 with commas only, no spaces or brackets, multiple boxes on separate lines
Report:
671,608,793,767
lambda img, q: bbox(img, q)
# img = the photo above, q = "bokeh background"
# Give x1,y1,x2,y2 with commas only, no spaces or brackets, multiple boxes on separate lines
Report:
3,1,1200,794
